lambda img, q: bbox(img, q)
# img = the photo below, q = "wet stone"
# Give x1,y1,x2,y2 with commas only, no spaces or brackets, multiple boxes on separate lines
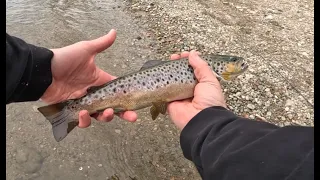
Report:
15,145,44,173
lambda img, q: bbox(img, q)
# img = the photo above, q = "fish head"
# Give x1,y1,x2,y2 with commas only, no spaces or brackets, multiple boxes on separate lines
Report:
205,55,248,81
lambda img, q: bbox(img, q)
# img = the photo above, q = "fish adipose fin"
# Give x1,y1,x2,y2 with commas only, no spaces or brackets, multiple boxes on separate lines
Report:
37,100,78,142
150,102,167,120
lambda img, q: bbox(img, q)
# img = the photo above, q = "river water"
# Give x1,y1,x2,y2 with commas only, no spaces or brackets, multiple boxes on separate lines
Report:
6,0,200,180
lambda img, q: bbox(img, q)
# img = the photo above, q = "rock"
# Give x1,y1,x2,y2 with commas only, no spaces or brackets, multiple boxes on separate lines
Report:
265,88,270,92
266,111,272,116
247,104,255,110
114,129,121,134
266,92,273,98
15,145,44,173
249,115,255,119
285,99,294,107
285,107,290,111
245,96,250,100
265,14,273,20
32,106,39,112
235,92,241,96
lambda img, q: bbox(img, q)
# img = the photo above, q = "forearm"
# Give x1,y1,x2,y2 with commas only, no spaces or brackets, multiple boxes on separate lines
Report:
180,106,314,179
6,33,53,104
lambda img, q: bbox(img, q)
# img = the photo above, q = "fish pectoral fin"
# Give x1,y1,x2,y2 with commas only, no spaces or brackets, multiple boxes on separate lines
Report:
140,60,169,71
150,102,168,120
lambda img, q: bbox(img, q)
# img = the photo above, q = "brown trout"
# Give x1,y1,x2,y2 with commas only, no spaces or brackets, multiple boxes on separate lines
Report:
38,55,248,142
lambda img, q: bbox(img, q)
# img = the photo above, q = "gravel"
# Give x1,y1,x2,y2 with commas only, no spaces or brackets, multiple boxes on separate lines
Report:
124,0,314,127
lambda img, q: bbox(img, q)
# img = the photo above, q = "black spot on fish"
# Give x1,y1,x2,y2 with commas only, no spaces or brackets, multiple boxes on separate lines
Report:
104,89,107,92
151,82,154,86
181,80,183,83
184,72,187,75
123,90,126,94
120,85,124,88
156,79,160,82
113,88,116,93
142,82,146,86
94,95,98,99
170,75,173,78
167,81,169,84
217,62,220,66
134,77,137,80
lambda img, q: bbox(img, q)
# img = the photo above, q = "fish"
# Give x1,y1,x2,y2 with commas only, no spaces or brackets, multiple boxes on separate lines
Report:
38,54,248,142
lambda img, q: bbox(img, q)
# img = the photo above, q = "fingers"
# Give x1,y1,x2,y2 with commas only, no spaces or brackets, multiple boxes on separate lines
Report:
188,50,219,84
170,51,190,60
88,29,117,53
78,110,91,128
117,111,138,122
170,51,201,60
93,108,115,122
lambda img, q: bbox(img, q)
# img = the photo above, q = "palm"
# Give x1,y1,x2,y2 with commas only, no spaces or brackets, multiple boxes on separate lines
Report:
40,29,137,126
41,36,115,104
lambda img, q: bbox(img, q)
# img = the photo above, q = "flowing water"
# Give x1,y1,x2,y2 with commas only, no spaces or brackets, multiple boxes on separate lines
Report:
6,0,200,179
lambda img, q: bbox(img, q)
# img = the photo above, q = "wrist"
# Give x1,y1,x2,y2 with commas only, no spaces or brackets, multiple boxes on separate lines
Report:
13,44,54,102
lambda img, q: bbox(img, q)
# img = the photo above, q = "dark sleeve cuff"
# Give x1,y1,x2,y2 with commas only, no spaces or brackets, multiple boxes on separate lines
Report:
179,106,237,161
11,44,53,102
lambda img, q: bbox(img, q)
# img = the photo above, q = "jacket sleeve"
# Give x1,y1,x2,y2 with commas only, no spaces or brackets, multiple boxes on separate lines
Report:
180,106,314,180
6,33,54,104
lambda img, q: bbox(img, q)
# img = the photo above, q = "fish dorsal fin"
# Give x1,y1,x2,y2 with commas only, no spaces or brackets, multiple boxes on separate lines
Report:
86,85,105,94
140,60,169,71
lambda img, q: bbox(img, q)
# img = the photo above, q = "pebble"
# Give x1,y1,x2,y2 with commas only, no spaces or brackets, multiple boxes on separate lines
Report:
32,106,39,112
265,15,273,20
15,146,44,173
249,115,255,119
266,111,272,116
288,114,293,119
247,104,255,110
285,99,294,107
114,129,121,134
285,107,290,111
245,96,250,100
265,88,270,92
235,92,241,96
98,164,103,167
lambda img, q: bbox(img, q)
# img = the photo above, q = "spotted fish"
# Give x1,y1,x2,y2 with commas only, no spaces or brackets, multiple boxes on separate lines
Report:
38,54,248,142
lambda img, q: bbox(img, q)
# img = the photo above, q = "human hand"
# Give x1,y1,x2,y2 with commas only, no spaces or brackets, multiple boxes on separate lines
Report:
40,29,137,127
167,50,227,130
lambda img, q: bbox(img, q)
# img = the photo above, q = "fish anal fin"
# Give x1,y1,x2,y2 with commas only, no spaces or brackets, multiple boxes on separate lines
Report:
150,102,167,120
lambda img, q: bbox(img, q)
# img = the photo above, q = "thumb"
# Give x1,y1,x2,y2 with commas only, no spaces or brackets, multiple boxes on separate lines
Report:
88,29,117,53
188,50,219,84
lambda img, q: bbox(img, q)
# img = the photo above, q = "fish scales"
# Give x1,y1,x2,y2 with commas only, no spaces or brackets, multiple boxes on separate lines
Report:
37,55,248,141
78,59,197,113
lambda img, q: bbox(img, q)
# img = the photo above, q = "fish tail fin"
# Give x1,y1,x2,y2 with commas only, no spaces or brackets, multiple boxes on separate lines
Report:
37,100,79,142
